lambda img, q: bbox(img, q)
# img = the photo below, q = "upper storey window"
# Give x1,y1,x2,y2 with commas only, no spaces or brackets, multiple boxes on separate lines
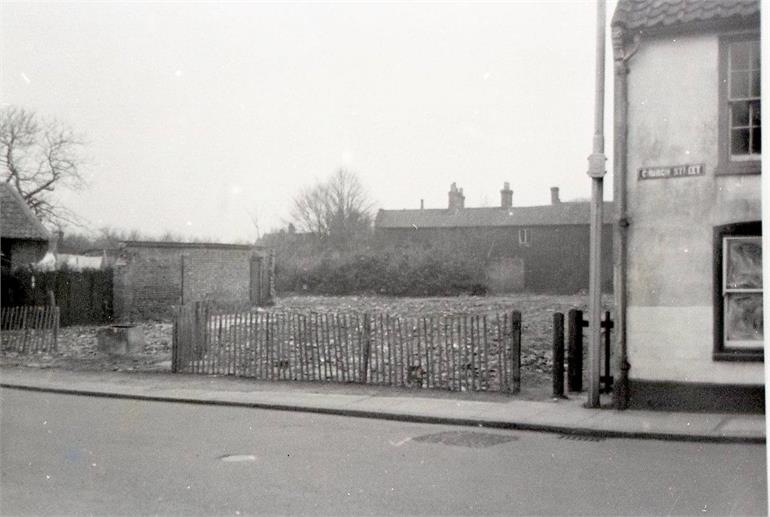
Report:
729,40,761,157
718,34,761,174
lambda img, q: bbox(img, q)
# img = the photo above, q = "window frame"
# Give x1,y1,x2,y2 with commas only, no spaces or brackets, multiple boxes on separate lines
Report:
716,32,761,176
518,228,531,247
713,221,763,361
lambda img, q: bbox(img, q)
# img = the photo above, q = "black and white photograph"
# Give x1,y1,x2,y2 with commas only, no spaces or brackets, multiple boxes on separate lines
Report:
0,0,767,515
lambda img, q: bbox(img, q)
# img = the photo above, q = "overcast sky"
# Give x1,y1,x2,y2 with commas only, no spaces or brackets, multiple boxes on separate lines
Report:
2,1,616,242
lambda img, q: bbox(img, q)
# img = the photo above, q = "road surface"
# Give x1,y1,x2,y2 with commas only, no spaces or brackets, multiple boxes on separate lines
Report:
0,388,766,515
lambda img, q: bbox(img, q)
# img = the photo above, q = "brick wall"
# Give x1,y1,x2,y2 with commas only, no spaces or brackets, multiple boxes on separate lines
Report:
113,242,272,321
374,224,613,294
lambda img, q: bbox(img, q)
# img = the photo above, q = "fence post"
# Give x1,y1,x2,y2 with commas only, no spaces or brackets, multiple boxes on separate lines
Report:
171,307,179,373
567,309,583,392
360,313,371,383
552,312,565,398
510,311,521,394
53,307,60,352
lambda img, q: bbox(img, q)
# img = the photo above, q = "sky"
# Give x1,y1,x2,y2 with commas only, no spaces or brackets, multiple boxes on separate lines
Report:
1,1,617,242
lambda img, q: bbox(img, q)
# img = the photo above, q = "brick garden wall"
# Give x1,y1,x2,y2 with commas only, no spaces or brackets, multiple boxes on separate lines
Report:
113,242,272,321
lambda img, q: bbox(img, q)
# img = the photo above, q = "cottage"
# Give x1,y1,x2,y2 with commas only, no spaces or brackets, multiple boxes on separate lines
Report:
0,183,49,273
611,0,762,411
375,183,613,293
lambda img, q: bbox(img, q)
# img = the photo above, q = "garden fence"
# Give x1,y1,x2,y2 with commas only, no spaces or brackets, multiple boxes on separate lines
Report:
1,305,60,353
173,303,521,393
3,269,113,326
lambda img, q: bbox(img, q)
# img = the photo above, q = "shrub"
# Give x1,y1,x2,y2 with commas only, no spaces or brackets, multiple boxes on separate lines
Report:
274,245,487,297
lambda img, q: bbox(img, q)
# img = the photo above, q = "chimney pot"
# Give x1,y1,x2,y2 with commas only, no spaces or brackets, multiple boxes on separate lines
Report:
500,182,513,209
550,187,561,204
448,183,465,210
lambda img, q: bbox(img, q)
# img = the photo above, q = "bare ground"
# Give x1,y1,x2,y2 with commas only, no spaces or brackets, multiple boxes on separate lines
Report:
0,293,613,401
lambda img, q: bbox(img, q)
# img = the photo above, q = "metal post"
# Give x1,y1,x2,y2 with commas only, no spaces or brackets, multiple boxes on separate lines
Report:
567,309,584,392
552,313,565,398
586,0,607,408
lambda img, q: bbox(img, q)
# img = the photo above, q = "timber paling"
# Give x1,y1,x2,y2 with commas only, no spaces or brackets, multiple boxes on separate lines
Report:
0,305,60,353
173,304,521,394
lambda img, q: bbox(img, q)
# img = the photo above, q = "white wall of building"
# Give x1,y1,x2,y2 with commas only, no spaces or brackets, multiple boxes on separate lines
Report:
625,32,762,385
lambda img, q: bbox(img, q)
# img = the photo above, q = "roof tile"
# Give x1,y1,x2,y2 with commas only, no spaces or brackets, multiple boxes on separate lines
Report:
0,183,50,241
375,202,614,229
612,0,759,31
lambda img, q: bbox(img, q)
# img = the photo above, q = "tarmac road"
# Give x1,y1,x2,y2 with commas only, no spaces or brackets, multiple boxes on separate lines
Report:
0,388,766,516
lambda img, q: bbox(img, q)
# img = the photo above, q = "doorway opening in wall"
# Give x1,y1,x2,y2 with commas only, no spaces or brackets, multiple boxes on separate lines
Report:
713,220,763,361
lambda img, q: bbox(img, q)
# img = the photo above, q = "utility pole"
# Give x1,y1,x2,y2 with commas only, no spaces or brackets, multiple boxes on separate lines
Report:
586,0,607,408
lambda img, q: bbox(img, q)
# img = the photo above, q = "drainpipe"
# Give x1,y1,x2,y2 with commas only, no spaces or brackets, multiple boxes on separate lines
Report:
611,25,640,410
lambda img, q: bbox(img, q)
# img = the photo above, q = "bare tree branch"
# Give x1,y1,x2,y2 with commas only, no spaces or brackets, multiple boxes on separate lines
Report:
290,168,373,249
0,106,86,227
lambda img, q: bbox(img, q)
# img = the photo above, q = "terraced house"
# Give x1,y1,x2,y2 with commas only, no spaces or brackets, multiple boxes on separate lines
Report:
375,183,614,294
611,0,763,411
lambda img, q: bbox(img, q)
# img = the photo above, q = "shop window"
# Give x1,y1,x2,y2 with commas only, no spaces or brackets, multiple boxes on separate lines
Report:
518,228,531,247
714,221,763,361
717,34,761,175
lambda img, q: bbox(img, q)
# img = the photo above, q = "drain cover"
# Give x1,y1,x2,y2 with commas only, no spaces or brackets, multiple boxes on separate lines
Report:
219,454,257,462
412,431,517,448
557,434,606,442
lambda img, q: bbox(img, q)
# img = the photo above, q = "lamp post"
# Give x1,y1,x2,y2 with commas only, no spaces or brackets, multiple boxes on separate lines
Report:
586,0,606,408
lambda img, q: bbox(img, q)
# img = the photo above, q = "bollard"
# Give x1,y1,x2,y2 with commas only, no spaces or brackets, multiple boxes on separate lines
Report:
552,313,565,398
567,309,583,392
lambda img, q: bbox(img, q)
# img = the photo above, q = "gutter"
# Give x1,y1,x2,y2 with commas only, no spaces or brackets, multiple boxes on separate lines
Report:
611,26,639,409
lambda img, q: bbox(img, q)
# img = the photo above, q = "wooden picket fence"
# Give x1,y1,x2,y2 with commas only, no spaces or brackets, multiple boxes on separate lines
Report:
173,304,522,393
1,305,60,353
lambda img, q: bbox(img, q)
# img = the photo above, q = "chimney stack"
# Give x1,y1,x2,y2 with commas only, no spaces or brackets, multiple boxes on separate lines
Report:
550,187,561,205
500,182,513,209
448,183,465,210
420,199,424,210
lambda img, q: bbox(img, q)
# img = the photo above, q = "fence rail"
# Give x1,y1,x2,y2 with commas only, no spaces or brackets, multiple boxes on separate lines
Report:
1,305,60,353
173,304,521,393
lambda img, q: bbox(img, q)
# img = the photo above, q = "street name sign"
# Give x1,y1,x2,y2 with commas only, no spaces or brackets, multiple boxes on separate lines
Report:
638,163,704,180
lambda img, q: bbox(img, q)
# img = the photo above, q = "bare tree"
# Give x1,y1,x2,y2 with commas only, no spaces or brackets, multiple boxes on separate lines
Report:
1,106,86,226
291,169,373,248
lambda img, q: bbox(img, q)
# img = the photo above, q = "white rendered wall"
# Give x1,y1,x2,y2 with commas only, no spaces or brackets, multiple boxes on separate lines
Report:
625,32,762,385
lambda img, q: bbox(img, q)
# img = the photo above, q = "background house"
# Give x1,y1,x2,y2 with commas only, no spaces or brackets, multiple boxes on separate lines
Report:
612,0,762,411
375,183,614,293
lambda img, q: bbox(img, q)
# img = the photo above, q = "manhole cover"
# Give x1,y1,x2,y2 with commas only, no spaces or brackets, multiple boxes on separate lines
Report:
557,434,606,442
412,431,517,448
219,454,257,462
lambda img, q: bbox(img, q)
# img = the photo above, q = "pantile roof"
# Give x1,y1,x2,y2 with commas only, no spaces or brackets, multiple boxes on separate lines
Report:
612,0,759,31
0,183,50,241
376,202,614,229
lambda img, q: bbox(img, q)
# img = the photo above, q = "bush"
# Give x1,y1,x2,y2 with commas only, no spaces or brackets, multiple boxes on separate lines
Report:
274,245,487,297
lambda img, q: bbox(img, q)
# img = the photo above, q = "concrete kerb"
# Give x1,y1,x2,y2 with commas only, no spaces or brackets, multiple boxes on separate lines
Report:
0,381,764,445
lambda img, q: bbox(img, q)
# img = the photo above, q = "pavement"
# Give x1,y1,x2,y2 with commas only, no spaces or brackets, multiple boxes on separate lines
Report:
0,366,765,444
